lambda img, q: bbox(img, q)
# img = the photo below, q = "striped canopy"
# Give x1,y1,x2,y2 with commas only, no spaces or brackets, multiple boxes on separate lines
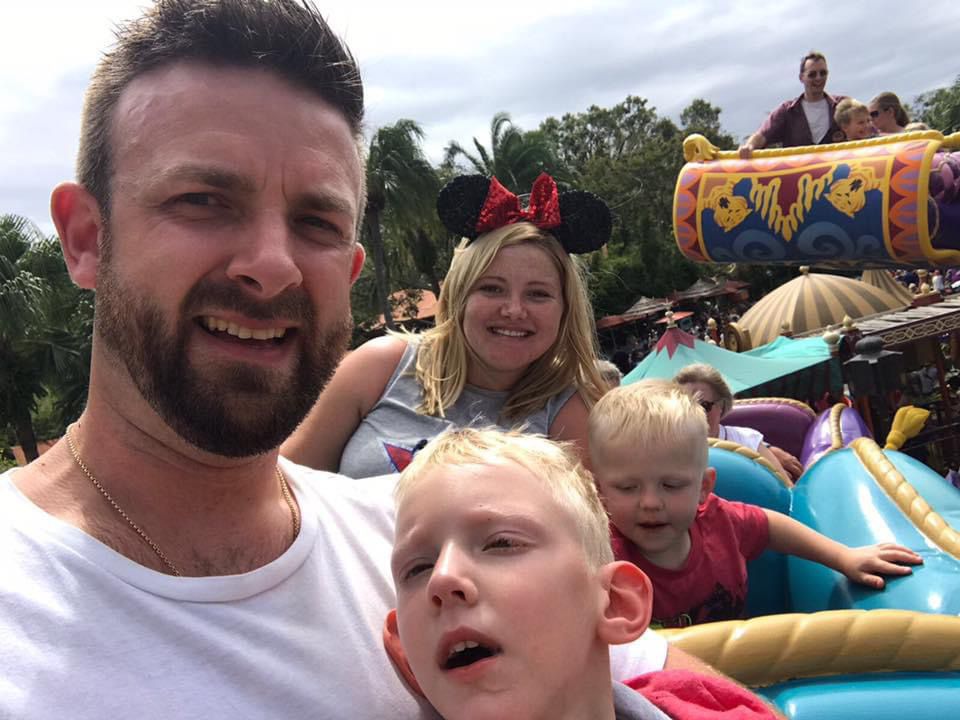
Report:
860,269,915,306
738,268,907,348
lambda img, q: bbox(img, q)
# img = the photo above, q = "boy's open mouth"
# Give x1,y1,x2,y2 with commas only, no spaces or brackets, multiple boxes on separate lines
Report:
442,640,501,670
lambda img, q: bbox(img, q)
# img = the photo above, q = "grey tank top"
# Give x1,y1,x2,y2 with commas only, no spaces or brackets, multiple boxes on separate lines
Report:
338,341,578,478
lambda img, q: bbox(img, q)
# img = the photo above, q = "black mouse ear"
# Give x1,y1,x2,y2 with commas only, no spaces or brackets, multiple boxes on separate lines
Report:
436,175,492,240
552,190,612,254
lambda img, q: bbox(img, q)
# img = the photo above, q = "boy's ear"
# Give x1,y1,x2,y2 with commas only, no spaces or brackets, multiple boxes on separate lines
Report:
596,562,653,645
382,610,425,697
50,182,104,290
699,467,717,504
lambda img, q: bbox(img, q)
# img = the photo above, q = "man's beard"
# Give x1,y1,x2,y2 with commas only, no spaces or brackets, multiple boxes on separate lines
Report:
94,259,351,458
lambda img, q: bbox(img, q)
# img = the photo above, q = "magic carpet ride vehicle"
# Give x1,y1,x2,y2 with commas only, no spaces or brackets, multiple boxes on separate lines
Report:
674,131,960,270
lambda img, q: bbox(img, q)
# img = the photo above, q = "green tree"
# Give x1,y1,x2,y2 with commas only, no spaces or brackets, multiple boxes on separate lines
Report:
915,75,960,134
0,216,92,462
364,120,440,331
444,112,565,193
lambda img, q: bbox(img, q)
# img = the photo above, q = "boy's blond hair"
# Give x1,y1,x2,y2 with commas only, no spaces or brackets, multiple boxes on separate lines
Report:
589,379,709,471
396,428,614,567
834,98,869,129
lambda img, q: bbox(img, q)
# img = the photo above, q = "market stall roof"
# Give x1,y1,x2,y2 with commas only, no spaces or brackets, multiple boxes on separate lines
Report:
737,267,907,348
671,278,748,302
622,325,832,395
861,269,914,306
374,289,437,328
623,296,673,320
849,295,960,347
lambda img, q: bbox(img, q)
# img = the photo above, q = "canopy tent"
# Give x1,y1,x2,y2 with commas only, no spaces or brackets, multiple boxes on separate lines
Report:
735,267,907,348
622,326,838,400
671,278,748,302
596,296,674,331
743,335,834,360
861,269,915,306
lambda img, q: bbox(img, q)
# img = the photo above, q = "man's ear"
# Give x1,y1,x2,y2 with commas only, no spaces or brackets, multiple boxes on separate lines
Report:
350,243,366,284
596,561,653,646
699,467,717,504
382,609,425,697
50,182,104,290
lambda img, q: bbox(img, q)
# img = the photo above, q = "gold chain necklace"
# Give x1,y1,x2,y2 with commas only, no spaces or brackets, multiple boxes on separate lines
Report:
65,425,300,577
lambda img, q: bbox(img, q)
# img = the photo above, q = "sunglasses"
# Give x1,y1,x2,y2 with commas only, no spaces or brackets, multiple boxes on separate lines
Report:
869,109,882,118
805,70,828,79
699,400,717,413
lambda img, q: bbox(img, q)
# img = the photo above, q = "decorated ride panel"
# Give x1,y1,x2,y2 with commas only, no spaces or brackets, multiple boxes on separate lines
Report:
674,132,960,268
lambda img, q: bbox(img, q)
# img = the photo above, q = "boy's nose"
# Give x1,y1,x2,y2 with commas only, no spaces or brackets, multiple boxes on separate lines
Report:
428,543,479,609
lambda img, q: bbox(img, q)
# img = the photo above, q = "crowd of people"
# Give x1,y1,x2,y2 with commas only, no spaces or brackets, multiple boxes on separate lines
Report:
0,4,935,719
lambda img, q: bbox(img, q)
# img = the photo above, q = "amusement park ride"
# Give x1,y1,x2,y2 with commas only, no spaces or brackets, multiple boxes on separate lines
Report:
660,130,960,718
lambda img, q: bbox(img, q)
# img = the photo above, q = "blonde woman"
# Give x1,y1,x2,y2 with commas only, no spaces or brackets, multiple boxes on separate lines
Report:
282,174,610,477
869,92,910,134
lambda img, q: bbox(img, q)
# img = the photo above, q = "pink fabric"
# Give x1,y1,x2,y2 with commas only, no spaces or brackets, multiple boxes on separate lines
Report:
626,670,778,719
611,495,769,627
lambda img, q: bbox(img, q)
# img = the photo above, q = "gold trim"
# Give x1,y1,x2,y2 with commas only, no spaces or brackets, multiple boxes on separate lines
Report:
733,397,816,419
661,609,960,687
850,437,960,561
828,403,846,451
684,131,949,163
708,438,792,487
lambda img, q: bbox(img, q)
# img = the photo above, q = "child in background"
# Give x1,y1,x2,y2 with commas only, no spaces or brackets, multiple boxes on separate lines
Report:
835,98,875,140
384,428,780,719
589,380,922,628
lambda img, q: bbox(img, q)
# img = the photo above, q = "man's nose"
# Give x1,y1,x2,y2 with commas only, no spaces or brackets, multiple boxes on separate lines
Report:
225,215,303,297
428,543,478,610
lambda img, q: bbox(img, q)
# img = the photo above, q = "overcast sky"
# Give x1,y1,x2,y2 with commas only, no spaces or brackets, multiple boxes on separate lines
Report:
3,0,958,233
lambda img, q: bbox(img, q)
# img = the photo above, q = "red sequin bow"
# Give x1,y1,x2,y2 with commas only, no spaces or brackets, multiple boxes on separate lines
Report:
475,172,562,234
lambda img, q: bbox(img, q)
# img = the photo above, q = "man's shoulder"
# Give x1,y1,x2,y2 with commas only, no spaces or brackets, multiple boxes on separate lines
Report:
773,94,805,113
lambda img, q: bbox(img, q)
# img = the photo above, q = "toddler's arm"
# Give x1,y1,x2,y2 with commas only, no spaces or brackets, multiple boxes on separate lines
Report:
763,510,922,589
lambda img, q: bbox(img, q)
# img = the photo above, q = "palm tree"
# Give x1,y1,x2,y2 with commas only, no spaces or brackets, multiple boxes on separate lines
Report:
364,120,439,330
0,215,92,462
444,112,565,193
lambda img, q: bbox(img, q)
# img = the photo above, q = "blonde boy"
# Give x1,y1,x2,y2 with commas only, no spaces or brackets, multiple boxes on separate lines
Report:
383,428,777,719
835,98,874,140
589,381,921,628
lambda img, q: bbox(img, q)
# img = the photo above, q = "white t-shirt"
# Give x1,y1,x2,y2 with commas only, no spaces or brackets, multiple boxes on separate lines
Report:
801,98,830,143
0,462,666,719
718,424,764,451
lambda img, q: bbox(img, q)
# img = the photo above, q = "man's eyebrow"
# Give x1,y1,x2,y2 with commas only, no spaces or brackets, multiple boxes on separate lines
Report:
298,190,355,217
146,165,258,193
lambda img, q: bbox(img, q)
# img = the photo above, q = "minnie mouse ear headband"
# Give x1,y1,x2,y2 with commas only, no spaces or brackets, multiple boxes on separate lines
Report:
436,172,612,254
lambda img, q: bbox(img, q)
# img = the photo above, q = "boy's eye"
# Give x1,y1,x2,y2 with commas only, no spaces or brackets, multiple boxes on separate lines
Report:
482,535,524,552
614,485,638,493
401,561,433,582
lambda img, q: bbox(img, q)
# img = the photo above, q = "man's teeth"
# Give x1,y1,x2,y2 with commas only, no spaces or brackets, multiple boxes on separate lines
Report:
449,640,480,657
203,316,287,340
492,328,529,337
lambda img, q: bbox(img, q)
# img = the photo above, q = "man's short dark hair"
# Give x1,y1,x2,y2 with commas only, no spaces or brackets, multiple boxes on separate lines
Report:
77,0,364,219
799,50,827,75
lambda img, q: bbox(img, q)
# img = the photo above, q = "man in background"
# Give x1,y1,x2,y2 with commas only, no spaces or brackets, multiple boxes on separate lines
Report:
739,51,847,158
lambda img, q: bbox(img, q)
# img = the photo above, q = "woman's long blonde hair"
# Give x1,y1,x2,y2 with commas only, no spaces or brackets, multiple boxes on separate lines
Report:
413,222,606,421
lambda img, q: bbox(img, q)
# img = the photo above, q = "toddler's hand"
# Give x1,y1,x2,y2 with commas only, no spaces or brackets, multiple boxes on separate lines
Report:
841,543,923,589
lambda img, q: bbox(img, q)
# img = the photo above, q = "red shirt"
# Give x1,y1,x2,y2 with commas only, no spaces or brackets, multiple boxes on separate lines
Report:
611,494,769,628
